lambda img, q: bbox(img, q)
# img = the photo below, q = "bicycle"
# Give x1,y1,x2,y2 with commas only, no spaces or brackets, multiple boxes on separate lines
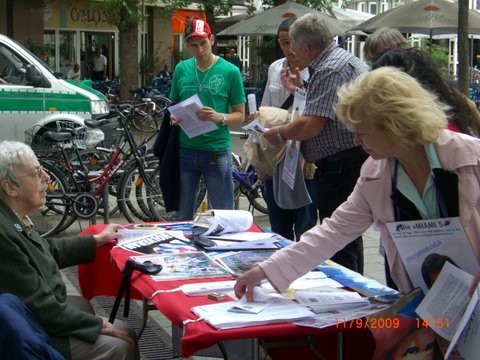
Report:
27,101,166,236
233,157,267,214
194,153,267,215
131,95,172,133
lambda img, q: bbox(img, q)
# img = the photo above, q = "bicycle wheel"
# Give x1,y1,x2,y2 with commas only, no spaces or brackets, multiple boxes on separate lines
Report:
239,164,268,215
117,156,166,222
29,161,72,237
232,153,243,209
247,179,268,214
151,96,172,131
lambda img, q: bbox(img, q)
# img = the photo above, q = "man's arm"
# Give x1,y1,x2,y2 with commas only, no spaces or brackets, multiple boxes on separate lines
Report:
264,114,327,145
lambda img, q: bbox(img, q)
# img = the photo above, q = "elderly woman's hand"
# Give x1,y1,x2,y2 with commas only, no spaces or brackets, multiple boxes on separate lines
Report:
93,223,124,246
101,320,136,349
234,266,268,302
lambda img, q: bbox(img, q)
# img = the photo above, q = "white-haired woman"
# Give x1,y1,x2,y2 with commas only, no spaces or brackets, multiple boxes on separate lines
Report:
0,141,138,360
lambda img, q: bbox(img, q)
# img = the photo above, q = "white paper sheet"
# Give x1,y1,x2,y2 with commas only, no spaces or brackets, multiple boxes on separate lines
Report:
168,94,217,138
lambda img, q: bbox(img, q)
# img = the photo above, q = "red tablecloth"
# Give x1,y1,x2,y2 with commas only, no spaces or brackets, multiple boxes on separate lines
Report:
77,224,143,300
78,224,375,359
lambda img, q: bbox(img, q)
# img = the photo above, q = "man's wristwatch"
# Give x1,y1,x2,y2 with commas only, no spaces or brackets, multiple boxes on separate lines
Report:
276,128,286,143
220,113,228,126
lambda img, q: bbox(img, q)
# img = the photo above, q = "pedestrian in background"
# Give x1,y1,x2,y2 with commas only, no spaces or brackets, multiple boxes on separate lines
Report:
259,16,317,241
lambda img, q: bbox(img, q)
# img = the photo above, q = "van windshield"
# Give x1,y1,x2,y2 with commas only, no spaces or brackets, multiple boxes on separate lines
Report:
1,37,61,82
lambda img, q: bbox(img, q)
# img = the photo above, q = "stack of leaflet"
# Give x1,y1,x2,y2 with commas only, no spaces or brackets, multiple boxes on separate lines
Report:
190,287,314,330
294,290,370,314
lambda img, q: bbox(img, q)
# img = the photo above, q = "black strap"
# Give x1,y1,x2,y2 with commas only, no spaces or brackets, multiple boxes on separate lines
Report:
280,94,294,110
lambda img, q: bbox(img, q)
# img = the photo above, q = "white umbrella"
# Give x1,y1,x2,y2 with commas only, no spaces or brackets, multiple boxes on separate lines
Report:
349,0,480,37
217,1,349,36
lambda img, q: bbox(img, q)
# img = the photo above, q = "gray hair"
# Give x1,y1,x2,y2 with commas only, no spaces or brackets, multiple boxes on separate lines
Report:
289,13,333,50
0,141,36,199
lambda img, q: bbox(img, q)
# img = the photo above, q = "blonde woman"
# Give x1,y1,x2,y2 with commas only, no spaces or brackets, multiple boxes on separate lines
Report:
235,67,480,299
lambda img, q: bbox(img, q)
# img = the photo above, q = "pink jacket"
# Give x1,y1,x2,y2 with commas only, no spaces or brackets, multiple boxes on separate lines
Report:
261,130,480,294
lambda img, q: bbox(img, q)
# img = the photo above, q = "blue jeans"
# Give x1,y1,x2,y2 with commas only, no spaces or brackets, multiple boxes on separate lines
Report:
174,148,234,220
264,179,317,241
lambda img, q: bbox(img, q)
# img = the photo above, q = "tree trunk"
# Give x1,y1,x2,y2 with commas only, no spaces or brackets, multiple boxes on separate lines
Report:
458,0,469,96
119,1,140,101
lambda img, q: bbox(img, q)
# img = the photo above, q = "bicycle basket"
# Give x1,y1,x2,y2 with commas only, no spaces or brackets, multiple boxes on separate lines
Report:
24,121,88,151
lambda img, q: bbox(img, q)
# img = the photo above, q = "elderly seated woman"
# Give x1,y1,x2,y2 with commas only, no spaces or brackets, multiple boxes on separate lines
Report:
234,67,480,300
0,141,138,360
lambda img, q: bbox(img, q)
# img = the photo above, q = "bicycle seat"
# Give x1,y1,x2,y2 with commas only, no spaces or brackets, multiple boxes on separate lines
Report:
41,131,73,143
85,119,111,128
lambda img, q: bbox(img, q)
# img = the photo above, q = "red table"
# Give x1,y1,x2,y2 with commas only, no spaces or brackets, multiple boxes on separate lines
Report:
78,224,375,359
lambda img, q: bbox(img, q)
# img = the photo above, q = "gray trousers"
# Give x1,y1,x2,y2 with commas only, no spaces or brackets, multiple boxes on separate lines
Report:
67,296,139,360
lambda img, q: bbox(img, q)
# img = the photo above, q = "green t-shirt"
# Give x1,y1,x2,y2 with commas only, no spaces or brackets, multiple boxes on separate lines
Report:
170,56,246,151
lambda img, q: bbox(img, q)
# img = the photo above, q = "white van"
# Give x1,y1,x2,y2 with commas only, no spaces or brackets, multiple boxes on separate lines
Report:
0,34,108,147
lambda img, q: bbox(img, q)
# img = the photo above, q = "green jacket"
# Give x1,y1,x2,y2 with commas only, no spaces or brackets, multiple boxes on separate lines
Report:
0,201,103,359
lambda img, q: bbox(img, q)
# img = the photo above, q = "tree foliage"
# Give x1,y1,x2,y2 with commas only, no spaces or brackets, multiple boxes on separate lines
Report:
91,0,157,31
261,0,350,17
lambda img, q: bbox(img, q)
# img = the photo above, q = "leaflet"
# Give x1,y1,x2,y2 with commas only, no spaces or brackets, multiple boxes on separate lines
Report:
167,94,217,138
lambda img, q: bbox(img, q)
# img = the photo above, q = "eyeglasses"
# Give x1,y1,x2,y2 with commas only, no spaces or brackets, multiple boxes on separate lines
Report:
16,166,44,180
289,41,302,54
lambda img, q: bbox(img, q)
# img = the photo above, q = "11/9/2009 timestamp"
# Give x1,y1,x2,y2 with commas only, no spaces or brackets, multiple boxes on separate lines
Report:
335,317,450,329
335,317,400,329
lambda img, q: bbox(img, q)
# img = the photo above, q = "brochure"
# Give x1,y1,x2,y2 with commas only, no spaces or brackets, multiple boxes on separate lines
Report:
416,262,479,359
119,230,196,254
281,87,305,190
386,217,479,294
130,252,231,281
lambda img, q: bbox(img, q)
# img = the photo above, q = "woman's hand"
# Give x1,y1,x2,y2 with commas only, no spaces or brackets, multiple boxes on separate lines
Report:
93,223,124,246
234,266,268,302
101,320,136,349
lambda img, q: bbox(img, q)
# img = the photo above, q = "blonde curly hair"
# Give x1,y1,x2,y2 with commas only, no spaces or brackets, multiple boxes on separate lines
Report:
335,67,448,149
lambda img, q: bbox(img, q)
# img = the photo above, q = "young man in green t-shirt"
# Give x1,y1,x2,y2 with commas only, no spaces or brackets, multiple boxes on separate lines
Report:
169,19,246,220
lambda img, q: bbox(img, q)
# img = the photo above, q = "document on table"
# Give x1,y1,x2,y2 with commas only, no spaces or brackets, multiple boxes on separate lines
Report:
168,94,217,138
